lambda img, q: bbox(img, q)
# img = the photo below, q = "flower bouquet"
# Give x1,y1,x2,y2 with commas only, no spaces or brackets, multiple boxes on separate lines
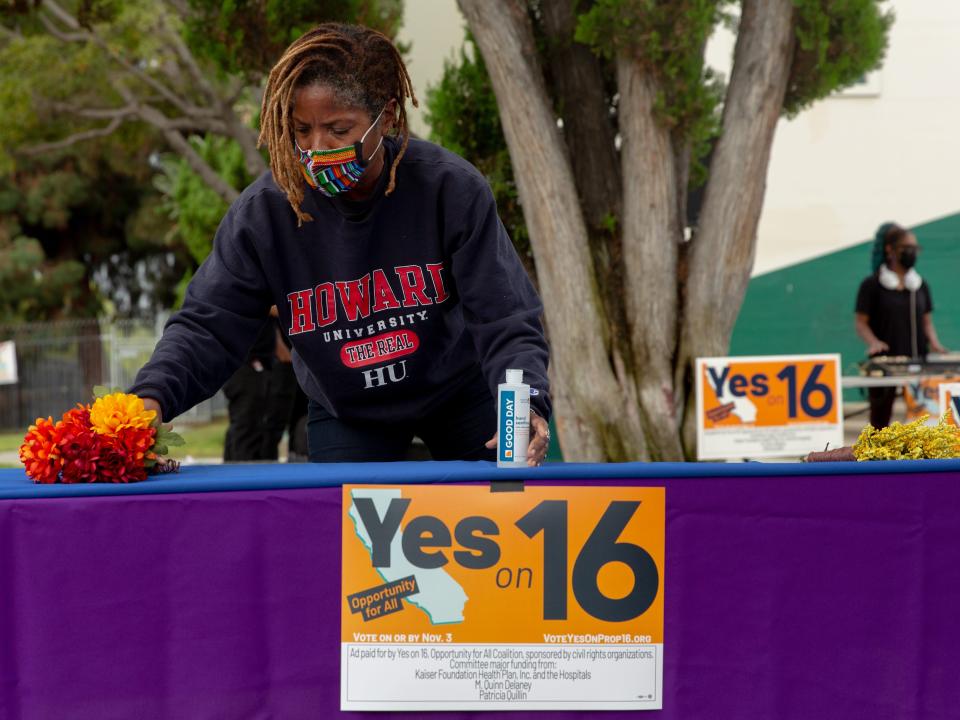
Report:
19,388,184,483
805,409,960,462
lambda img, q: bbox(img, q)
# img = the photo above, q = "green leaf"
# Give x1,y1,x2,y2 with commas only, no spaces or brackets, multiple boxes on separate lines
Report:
164,432,186,447
156,426,186,447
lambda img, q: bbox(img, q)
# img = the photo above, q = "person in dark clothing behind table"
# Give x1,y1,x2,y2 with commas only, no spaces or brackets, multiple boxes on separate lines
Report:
854,222,947,428
223,308,298,462
260,316,300,460
130,23,551,464
223,318,281,461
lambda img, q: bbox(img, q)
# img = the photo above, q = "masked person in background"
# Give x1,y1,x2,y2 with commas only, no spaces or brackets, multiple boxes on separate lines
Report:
854,222,947,428
129,23,551,464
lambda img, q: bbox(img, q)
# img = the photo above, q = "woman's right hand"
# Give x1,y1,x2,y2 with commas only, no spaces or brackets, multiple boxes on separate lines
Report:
142,397,163,424
867,339,890,356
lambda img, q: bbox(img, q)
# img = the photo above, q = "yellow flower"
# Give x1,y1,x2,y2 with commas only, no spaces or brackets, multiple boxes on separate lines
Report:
89,393,157,437
853,410,960,461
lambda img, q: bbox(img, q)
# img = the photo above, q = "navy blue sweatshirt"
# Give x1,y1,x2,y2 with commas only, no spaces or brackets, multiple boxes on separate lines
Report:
130,138,551,424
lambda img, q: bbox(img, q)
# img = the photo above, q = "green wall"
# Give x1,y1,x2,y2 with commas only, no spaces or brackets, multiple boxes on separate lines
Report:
731,213,960,399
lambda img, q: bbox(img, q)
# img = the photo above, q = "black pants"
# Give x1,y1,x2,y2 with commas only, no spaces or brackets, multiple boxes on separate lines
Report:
223,362,297,461
260,362,299,461
223,364,268,461
868,386,897,429
307,372,496,462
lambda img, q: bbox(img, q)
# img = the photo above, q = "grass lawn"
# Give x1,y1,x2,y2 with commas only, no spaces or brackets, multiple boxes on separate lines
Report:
169,417,228,460
0,417,229,468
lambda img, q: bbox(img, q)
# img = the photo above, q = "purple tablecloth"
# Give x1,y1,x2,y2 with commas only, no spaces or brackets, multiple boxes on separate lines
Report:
2,461,959,719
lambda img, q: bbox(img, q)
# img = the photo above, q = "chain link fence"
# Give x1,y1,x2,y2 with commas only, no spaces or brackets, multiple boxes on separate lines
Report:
0,316,226,431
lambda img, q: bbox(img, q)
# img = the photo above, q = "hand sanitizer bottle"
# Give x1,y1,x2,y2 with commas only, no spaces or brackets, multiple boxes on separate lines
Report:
497,369,530,467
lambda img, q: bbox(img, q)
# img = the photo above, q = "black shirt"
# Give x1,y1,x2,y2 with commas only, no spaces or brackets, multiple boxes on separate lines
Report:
855,273,934,358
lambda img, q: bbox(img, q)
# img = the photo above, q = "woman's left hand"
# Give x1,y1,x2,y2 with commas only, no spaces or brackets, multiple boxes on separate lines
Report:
484,411,551,466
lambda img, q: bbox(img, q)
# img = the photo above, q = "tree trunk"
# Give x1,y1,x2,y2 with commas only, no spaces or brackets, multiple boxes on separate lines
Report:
617,57,684,460
462,0,798,462
539,0,620,231
458,0,648,461
679,0,796,455
539,0,639,456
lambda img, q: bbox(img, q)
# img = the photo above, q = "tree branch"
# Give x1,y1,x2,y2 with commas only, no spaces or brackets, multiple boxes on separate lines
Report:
36,11,86,41
154,9,265,176
162,0,191,20
109,83,240,204
16,2,250,207
158,12,219,104
539,0,621,230
0,23,24,41
157,123,240,204
19,116,127,154
39,0,216,119
36,0,81,29
47,101,138,120
679,0,796,453
44,99,230,133
25,2,262,188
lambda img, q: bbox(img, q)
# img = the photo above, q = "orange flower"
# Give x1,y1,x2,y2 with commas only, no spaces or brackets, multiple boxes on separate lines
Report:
19,417,64,484
89,393,156,437
61,403,91,429
113,425,157,463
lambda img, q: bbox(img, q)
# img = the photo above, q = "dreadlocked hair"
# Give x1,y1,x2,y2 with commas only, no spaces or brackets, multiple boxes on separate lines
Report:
258,23,418,225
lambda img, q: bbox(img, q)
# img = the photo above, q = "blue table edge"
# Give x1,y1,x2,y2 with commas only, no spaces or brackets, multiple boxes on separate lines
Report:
2,459,960,499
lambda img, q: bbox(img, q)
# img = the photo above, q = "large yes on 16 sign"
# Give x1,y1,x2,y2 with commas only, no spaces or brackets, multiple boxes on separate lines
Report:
696,353,843,460
341,485,665,711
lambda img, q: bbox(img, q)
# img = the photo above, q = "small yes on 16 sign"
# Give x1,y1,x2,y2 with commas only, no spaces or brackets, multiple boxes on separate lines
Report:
696,353,843,460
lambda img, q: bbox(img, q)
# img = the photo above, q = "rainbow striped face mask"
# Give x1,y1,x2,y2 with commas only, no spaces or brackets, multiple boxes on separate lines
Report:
295,106,386,197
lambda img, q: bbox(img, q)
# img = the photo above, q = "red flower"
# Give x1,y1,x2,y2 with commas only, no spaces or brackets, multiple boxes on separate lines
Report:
19,417,64,484
52,403,105,484
97,426,155,484
59,427,102,484
61,404,91,429
96,442,135,483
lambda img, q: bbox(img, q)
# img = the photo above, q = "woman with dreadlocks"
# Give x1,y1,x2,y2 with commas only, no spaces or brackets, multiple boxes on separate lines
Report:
131,23,551,464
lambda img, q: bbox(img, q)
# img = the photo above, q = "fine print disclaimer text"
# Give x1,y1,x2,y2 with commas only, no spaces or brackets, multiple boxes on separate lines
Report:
342,643,661,711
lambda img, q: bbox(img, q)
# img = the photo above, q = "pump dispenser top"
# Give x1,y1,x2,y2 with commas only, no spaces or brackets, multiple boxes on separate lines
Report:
497,368,531,467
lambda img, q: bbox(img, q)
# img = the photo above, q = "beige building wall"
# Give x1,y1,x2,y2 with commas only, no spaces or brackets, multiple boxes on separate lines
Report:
703,0,960,274
398,0,467,138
